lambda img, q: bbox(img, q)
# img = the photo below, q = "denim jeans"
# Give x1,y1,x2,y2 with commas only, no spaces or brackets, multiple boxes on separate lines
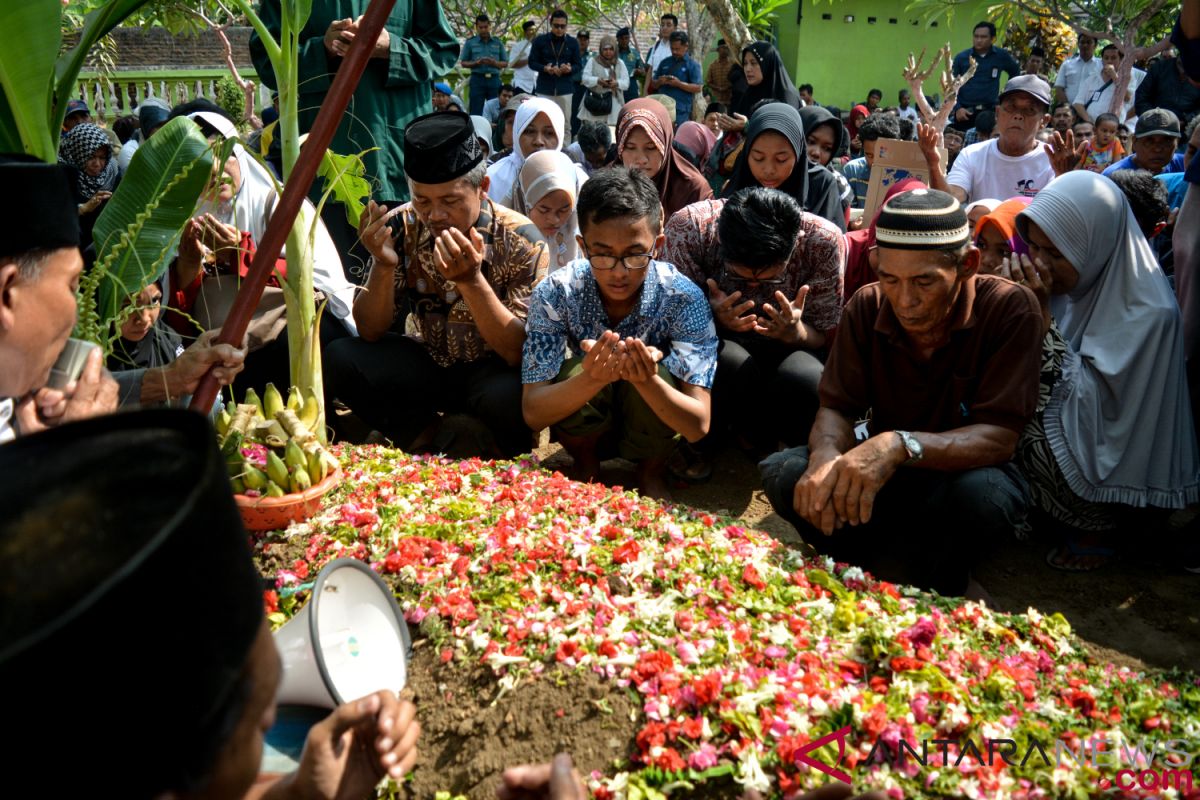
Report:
760,445,1030,595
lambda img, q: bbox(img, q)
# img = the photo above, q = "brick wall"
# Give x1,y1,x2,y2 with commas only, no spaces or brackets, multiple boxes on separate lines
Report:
104,26,256,70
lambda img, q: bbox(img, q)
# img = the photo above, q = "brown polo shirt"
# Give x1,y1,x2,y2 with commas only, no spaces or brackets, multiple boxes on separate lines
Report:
819,274,1042,435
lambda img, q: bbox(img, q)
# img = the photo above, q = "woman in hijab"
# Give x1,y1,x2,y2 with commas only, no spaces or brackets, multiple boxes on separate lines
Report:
674,121,716,170
108,280,183,373
578,35,629,128
616,98,712,217
964,198,1002,230
486,97,566,208
722,103,845,232
846,103,870,155
1010,170,1200,570
842,177,926,300
59,121,120,251
799,105,853,218
516,150,586,272
973,197,1031,275
720,42,801,132
168,111,357,392
708,42,801,185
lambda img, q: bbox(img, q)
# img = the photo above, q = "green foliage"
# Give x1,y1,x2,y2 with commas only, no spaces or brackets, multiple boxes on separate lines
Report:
316,148,376,229
0,4,62,160
214,74,244,121
904,0,1175,47
731,0,792,40
64,0,244,35
75,117,226,351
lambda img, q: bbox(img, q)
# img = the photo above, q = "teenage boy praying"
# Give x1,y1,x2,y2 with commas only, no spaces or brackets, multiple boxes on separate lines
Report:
521,166,718,499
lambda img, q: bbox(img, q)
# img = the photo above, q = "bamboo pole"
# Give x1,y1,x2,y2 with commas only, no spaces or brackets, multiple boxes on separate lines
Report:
189,0,397,413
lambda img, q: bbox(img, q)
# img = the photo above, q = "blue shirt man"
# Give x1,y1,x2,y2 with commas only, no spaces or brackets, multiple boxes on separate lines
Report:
951,21,1021,129
460,14,509,115
652,32,703,127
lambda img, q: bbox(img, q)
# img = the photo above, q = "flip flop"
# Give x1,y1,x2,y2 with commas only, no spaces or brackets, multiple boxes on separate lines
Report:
1045,538,1117,572
666,442,713,484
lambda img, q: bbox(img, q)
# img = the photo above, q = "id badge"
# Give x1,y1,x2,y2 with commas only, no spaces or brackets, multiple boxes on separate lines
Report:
854,418,870,443
991,67,999,79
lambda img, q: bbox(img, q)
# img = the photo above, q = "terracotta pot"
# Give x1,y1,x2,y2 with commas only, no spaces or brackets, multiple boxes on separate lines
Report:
236,468,342,532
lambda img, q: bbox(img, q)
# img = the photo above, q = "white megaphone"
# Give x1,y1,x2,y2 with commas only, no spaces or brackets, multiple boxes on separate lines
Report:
274,558,412,708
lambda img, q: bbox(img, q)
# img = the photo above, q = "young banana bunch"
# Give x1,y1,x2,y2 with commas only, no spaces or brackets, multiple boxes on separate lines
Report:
216,383,338,497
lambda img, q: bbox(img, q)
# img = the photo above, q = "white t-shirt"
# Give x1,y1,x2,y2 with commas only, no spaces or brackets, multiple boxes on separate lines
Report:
946,139,1056,203
647,39,672,74
1054,54,1102,106
897,106,919,123
1073,67,1145,121
510,38,536,93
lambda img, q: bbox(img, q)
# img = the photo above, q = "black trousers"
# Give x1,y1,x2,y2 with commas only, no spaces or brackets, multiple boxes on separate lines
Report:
324,333,530,457
760,446,1030,596
711,336,825,450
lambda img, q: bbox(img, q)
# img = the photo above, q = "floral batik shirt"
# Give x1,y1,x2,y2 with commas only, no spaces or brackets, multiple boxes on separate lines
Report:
522,259,719,389
662,198,846,335
390,198,548,366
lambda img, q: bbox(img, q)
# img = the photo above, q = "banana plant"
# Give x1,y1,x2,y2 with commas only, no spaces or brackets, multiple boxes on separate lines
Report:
0,0,151,161
0,1,225,357
226,0,373,442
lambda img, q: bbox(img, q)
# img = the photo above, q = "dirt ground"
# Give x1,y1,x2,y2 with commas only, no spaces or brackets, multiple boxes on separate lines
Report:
533,439,1200,675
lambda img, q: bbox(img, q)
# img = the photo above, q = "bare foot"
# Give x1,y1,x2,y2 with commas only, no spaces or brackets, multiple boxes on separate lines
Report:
636,460,672,501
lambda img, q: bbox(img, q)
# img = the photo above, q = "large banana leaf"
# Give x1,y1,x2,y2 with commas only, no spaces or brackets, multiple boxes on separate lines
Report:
0,3,63,161
53,0,151,134
91,116,223,330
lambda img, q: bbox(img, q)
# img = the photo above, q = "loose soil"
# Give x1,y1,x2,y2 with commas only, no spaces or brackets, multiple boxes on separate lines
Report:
396,647,642,799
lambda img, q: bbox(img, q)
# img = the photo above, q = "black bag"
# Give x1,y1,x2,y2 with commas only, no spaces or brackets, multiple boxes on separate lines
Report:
584,88,613,116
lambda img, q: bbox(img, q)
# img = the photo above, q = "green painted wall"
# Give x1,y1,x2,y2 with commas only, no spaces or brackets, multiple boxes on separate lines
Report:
776,0,992,112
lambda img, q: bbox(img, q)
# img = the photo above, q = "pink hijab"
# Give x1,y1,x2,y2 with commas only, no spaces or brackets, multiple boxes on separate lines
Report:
675,121,716,165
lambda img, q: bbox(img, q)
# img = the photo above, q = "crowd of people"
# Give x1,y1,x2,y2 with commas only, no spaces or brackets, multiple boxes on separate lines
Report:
4,5,1200,798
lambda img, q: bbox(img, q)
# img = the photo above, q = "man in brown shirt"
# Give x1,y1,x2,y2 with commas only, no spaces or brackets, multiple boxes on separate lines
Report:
760,189,1043,597
326,112,549,456
705,39,734,106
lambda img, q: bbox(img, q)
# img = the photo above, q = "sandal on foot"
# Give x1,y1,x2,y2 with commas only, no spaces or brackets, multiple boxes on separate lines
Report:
1045,539,1117,572
666,442,713,484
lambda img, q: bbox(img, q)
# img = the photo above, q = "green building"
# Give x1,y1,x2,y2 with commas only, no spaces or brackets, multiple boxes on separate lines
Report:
776,0,993,111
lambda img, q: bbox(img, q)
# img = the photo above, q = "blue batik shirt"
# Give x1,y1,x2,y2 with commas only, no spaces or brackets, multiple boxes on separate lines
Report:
522,259,718,389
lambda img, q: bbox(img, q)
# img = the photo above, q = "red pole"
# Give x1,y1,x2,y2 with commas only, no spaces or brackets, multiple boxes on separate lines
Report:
189,0,398,413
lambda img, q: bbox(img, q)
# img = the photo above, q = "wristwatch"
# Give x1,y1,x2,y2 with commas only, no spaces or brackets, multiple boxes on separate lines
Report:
894,430,923,464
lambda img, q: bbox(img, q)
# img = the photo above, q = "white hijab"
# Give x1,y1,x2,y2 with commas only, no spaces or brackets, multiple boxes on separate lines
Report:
1017,170,1200,508
485,97,564,207
516,150,586,271
188,112,358,332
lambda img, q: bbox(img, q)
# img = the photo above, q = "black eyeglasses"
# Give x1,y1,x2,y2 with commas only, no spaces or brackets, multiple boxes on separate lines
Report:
719,263,786,286
582,246,653,271
551,22,567,29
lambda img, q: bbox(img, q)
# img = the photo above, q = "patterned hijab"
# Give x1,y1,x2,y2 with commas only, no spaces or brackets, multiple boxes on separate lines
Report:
1017,170,1200,508
59,123,118,199
616,98,712,217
